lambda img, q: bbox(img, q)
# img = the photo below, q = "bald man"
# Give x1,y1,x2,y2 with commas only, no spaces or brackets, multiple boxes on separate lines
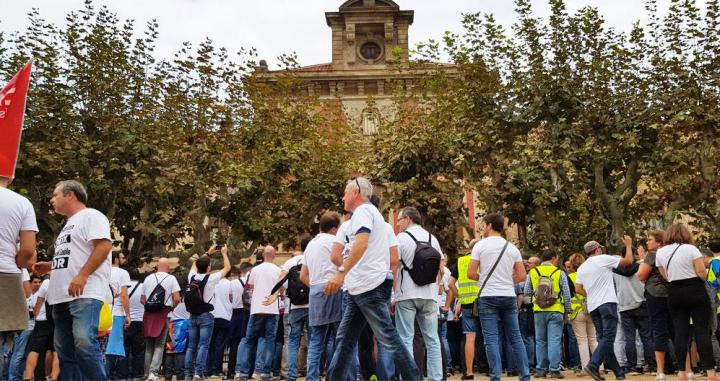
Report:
141,257,182,380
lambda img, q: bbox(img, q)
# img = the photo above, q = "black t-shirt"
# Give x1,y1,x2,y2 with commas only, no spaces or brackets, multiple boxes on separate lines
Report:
643,251,670,297
450,265,476,309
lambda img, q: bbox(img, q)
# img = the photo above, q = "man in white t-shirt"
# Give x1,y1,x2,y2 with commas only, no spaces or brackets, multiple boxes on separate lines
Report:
394,206,444,381
208,273,233,377
32,180,112,381
280,246,310,381
467,213,529,381
119,272,144,381
106,252,132,378
575,236,634,381
141,257,181,380
8,271,41,381
233,245,282,381
300,211,343,381
227,263,252,379
0,177,38,334
323,177,421,381
185,245,230,380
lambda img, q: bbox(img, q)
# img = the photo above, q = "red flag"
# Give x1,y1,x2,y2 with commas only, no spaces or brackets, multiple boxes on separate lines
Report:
0,60,32,180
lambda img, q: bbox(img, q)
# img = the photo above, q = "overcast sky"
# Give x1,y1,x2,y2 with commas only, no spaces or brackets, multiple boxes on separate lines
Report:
0,0,702,69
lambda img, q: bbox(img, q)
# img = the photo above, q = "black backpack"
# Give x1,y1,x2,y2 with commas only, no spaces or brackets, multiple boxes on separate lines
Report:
144,274,170,312
286,263,309,305
401,231,442,286
184,274,215,314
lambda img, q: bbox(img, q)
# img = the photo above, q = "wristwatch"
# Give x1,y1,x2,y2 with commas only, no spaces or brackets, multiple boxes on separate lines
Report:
338,266,346,273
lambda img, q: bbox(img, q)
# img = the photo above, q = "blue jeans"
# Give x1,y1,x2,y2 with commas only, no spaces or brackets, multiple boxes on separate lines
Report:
52,298,106,381
438,319,451,371
534,311,564,373
478,296,530,381
287,308,308,380
235,314,279,377
307,322,338,381
328,279,421,381
184,312,214,378
518,308,536,370
208,318,230,375
8,329,32,381
565,323,580,369
588,302,623,375
340,291,359,379
395,299,443,381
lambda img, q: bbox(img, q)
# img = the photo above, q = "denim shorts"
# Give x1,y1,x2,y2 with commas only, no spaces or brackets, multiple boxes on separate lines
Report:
461,307,480,334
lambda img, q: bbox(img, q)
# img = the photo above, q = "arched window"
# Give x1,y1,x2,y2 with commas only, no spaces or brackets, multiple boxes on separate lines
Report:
361,107,380,135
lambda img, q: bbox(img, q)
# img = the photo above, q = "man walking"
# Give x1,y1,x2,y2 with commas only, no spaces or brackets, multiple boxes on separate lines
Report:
395,206,444,381
467,213,529,381
106,252,132,378
324,177,421,381
141,257,181,380
523,249,572,378
33,180,112,380
575,237,634,381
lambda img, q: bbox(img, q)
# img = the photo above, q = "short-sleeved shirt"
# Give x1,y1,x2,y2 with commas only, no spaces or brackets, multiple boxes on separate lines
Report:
643,251,669,297
334,220,352,259
576,255,621,312
229,279,244,309
142,272,181,307
305,232,338,286
657,243,703,282
187,271,223,303
110,267,132,316
35,279,50,321
282,255,308,309
47,208,112,305
169,301,190,320
0,187,38,274
344,203,391,296
470,236,522,297
247,262,281,315
211,278,233,321
127,281,144,322
395,224,444,302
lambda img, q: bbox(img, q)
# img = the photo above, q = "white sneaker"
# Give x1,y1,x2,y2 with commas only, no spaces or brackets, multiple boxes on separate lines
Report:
147,374,158,381
655,373,665,381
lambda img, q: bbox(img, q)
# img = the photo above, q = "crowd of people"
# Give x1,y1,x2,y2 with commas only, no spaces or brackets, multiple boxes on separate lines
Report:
2,176,720,381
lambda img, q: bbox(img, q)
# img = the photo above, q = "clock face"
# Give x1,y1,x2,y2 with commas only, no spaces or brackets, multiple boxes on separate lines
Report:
360,42,382,61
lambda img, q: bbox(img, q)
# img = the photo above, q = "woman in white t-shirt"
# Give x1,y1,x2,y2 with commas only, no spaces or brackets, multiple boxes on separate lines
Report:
656,223,715,381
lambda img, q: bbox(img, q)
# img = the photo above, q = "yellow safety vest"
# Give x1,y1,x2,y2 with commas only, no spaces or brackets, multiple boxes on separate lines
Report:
568,272,586,320
707,258,720,314
529,264,564,313
457,255,480,305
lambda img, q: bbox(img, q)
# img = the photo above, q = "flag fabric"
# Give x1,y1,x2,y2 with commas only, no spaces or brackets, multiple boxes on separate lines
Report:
0,60,33,180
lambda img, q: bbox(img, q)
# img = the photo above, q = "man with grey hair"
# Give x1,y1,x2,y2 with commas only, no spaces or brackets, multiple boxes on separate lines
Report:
395,206,444,381
0,175,38,374
33,180,113,380
324,177,421,380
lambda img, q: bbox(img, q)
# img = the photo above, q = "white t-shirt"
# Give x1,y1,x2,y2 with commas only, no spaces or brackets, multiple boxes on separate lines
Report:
26,293,36,330
470,236,522,297
0,187,38,274
47,208,112,305
212,278,233,320
657,243,703,282
395,224,444,302
437,266,451,308
35,279,50,321
344,203,391,296
282,255,308,309
229,279,244,309
169,301,190,320
110,266,131,316
247,262,281,315
335,220,353,259
22,268,29,282
188,271,223,303
127,281,144,322
576,254,621,312
142,272,181,307
305,232,338,286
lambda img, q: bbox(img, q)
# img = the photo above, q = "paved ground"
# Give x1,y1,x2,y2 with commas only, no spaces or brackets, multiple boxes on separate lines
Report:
200,371,662,381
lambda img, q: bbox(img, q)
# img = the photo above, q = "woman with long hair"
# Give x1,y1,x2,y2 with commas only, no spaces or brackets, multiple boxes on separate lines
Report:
657,224,717,381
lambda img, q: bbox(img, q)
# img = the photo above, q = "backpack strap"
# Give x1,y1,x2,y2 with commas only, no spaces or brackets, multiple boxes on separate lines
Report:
156,274,172,304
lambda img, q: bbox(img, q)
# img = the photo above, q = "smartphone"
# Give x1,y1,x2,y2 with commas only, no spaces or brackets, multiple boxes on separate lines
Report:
215,244,222,251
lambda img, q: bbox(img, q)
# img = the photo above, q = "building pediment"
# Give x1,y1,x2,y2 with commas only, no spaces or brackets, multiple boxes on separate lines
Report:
339,0,399,10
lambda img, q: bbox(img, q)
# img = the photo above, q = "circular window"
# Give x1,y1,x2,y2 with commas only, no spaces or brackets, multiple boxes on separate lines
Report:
360,42,382,61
